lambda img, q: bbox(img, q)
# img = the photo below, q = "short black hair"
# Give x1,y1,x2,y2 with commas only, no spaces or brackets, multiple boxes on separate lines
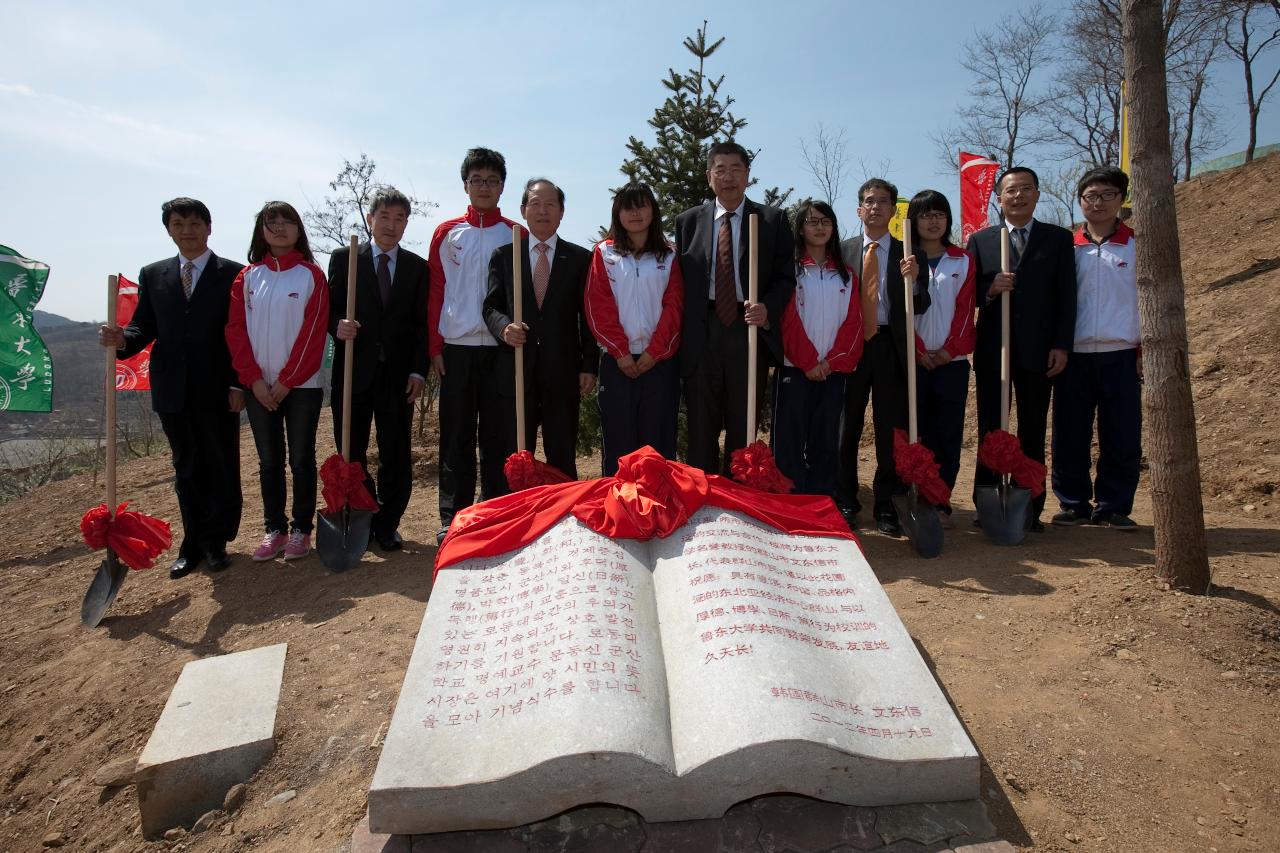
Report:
706,140,752,170
1076,165,1129,199
161,197,211,227
858,178,898,204
521,178,565,208
369,186,412,217
997,166,1040,190
906,189,955,248
460,147,507,183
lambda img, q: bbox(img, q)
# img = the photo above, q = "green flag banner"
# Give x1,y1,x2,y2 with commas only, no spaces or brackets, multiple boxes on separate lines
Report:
0,245,54,412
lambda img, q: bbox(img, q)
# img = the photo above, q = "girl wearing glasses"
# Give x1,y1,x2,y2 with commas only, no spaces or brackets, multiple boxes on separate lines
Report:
584,183,684,475
772,199,863,496
226,201,330,561
900,190,976,527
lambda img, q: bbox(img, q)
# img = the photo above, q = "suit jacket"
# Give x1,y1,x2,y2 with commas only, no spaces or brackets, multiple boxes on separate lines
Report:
121,253,243,413
839,235,932,371
327,242,430,394
969,220,1077,374
483,236,599,397
674,198,796,372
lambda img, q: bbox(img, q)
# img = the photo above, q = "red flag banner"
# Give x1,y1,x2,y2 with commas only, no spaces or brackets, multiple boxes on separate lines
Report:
959,152,1000,245
115,274,151,391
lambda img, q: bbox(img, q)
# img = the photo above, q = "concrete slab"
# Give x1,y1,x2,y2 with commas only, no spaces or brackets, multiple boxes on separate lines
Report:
135,643,286,838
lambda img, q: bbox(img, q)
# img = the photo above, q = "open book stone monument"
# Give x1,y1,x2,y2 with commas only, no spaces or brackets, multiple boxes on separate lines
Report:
370,504,978,835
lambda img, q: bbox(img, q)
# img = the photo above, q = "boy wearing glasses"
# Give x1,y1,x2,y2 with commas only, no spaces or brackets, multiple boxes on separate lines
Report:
969,166,1077,532
428,148,518,544
1050,166,1141,530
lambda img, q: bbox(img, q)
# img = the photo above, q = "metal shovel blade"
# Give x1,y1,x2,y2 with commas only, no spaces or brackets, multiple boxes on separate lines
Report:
81,550,128,628
974,482,1032,546
892,489,944,559
316,508,373,573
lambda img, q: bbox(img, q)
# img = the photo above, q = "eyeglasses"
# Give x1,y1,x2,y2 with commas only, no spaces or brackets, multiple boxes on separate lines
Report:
1081,190,1122,204
916,212,948,222
859,198,892,208
710,165,747,177
803,217,833,228
466,177,503,189
264,219,298,231
1000,185,1038,197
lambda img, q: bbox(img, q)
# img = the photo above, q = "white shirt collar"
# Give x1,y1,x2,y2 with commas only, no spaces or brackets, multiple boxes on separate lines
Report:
529,233,558,255
714,198,746,220
371,242,398,262
1003,218,1035,235
862,231,890,252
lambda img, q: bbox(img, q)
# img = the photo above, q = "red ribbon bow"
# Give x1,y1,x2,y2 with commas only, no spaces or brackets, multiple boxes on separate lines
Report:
319,455,379,515
729,441,795,494
977,429,1046,497
892,429,953,507
80,502,172,570
504,450,573,492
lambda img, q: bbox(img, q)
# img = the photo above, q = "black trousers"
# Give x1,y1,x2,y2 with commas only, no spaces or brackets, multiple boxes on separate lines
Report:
438,344,507,526
771,366,845,497
597,355,679,476
974,355,1052,519
683,306,767,475
837,329,907,514
331,362,415,538
916,359,971,508
159,404,242,559
1051,349,1142,517
505,357,583,480
245,388,323,534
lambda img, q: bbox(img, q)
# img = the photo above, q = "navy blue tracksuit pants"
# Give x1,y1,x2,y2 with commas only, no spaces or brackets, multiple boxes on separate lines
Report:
1051,348,1142,517
598,355,680,476
772,366,846,497
916,359,970,510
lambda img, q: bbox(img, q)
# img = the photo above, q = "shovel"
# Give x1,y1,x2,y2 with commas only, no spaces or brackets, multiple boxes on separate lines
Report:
316,235,373,571
891,221,943,558
974,227,1031,545
82,274,128,627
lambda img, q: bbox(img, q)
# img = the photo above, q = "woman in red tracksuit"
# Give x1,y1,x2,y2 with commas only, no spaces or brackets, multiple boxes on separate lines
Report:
772,199,863,496
584,183,683,475
900,190,976,527
226,201,329,561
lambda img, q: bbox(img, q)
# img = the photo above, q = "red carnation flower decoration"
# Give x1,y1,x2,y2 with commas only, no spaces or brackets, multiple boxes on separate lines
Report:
319,455,379,515
729,441,794,494
80,501,172,570
978,429,1046,497
892,429,952,507
504,450,573,492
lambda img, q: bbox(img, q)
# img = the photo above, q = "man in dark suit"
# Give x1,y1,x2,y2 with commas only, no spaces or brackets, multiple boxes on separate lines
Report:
969,166,1077,530
483,178,598,478
836,178,930,535
328,187,429,550
674,140,796,475
99,197,243,579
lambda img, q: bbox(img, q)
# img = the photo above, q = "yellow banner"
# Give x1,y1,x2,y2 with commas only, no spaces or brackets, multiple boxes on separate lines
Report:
888,198,911,240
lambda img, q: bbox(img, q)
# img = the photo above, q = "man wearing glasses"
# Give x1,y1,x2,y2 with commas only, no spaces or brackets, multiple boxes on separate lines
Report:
969,167,1077,532
428,148,518,545
1050,166,1141,530
835,179,930,536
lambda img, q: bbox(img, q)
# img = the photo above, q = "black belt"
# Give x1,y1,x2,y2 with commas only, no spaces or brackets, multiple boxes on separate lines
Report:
707,300,744,309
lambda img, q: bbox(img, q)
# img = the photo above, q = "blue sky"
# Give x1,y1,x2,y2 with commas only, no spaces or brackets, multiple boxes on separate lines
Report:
2,0,1277,322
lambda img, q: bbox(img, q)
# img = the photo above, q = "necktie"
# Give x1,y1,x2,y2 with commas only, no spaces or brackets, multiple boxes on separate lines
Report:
533,243,550,309
861,242,879,340
1011,227,1027,265
377,253,392,307
181,261,194,301
714,212,737,326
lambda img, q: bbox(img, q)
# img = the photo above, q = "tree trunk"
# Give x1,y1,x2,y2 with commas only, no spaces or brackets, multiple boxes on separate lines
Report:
1122,0,1212,592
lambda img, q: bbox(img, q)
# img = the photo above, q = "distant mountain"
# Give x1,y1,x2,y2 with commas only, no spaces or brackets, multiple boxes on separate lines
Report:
33,310,88,332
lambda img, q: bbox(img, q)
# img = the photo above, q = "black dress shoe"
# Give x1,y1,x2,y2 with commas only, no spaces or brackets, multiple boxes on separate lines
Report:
373,530,404,551
876,514,903,537
169,554,202,580
435,528,448,546
1027,519,1046,533
205,549,232,572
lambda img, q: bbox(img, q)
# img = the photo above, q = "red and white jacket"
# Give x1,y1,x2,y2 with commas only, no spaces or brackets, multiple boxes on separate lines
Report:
226,250,328,389
780,256,863,372
915,246,977,359
584,240,683,361
427,206,517,356
1073,221,1139,353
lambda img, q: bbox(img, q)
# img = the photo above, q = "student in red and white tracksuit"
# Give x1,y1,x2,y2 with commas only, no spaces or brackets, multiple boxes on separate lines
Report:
225,201,329,561
773,200,863,496
427,148,517,543
1051,166,1142,529
584,183,684,475
903,191,976,523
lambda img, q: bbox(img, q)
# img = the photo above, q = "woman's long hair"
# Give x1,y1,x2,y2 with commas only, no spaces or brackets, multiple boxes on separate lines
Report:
606,183,669,258
247,200,315,264
792,199,849,284
905,190,955,248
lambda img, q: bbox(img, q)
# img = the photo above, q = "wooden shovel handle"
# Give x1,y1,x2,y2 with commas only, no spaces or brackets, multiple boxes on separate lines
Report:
105,275,118,516
340,235,358,462
746,214,759,441
902,221,919,444
512,229,526,452
999,228,1011,433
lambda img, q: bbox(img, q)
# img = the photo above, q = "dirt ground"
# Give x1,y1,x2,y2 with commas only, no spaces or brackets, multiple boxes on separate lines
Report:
1,155,1278,853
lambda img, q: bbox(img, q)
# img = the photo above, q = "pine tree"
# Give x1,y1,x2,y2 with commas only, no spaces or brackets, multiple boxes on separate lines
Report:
619,22,790,229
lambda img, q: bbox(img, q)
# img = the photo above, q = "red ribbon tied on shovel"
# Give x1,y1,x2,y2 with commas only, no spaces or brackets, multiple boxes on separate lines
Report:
319,455,379,515
80,501,172,570
504,449,573,492
729,441,795,494
977,429,1047,497
892,429,952,507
